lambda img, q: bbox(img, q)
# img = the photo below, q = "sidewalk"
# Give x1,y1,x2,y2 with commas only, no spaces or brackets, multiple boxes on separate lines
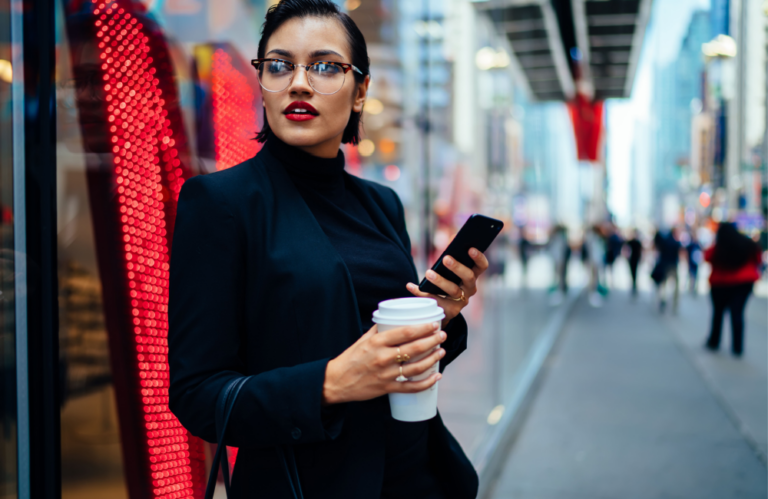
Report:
439,253,587,459
663,289,767,462
488,290,768,499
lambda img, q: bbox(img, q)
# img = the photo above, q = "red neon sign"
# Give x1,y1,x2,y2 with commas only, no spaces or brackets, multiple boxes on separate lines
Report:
92,1,206,496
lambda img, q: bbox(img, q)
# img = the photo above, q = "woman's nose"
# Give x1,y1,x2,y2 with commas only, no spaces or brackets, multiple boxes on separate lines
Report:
289,67,313,94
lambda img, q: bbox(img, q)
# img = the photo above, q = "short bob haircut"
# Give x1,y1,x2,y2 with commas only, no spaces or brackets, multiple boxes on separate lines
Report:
254,0,370,145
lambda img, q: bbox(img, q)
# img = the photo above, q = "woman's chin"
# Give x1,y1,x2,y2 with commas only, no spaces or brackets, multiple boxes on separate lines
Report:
273,126,340,150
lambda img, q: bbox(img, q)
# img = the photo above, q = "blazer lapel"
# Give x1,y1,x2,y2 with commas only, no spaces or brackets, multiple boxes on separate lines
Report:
346,174,418,280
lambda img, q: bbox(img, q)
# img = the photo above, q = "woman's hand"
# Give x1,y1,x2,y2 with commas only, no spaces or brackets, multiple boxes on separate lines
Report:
322,322,446,405
406,247,489,327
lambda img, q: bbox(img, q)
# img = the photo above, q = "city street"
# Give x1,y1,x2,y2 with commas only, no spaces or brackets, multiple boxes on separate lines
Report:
488,289,767,499
4,0,767,496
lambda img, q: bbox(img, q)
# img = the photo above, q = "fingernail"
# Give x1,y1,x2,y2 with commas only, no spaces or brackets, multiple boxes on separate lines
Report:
436,373,443,380
440,332,447,340
439,348,446,357
444,256,454,266
470,248,478,256
432,322,440,329
406,283,415,289
427,270,436,280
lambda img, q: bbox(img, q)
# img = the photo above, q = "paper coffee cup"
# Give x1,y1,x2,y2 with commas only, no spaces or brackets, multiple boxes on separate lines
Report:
373,297,445,422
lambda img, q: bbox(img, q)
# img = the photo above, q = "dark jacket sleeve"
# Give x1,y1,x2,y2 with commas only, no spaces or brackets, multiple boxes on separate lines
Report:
389,188,468,372
168,175,342,448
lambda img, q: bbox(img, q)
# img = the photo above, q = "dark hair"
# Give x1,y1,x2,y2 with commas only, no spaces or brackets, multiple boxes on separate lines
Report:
254,0,370,145
712,222,759,269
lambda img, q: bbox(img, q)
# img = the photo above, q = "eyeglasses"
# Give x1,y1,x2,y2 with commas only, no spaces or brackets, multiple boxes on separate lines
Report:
250,58,364,95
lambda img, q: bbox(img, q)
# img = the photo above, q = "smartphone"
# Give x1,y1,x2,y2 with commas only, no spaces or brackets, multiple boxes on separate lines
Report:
419,214,504,296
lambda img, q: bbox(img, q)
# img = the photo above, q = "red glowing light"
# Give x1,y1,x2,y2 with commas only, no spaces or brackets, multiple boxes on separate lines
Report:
699,192,711,208
383,164,401,182
93,1,204,497
211,49,261,170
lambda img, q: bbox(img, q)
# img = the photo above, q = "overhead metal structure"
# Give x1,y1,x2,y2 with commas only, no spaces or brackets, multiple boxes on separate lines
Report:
475,0,576,101
474,0,653,101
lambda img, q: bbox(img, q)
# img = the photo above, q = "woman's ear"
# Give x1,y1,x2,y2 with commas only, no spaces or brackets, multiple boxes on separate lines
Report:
352,75,370,113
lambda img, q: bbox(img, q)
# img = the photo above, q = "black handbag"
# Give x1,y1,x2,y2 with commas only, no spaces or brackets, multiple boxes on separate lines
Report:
204,376,304,499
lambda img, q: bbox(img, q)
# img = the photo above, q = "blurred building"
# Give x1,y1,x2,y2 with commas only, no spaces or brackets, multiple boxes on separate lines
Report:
652,10,710,225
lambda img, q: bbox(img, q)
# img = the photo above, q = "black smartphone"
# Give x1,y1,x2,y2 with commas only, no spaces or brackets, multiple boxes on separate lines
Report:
419,214,504,296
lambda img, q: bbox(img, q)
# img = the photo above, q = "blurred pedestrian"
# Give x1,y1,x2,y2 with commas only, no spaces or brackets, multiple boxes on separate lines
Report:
519,227,531,287
685,231,702,295
585,225,605,307
704,222,762,356
604,223,624,290
625,229,643,295
548,224,571,304
651,228,681,313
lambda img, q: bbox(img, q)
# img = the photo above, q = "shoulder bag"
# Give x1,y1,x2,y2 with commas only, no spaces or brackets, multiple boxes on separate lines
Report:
204,376,304,499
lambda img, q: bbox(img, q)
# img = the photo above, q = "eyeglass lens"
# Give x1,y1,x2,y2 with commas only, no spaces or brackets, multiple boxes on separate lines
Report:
257,61,346,94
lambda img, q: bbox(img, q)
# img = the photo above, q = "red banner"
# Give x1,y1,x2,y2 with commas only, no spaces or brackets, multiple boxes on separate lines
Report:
567,95,604,162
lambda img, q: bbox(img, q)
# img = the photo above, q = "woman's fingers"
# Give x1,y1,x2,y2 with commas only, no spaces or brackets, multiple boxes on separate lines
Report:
401,347,444,377
377,321,441,347
390,372,442,393
405,283,434,299
442,256,477,295
399,330,446,360
382,346,444,384
424,269,462,298
468,247,489,277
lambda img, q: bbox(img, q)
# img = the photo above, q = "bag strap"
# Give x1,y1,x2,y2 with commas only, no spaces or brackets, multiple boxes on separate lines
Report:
204,376,250,499
203,376,303,499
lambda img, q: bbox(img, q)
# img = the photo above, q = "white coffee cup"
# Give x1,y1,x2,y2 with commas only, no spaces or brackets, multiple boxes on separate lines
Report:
372,297,445,422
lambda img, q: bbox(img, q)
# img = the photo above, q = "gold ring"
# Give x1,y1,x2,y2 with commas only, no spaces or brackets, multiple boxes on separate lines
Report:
395,365,407,382
395,347,411,364
450,289,467,302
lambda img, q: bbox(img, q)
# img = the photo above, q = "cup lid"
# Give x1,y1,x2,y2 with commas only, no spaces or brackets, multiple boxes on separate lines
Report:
372,297,445,325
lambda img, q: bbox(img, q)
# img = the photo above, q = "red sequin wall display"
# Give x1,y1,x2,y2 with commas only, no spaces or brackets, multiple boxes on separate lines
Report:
84,0,207,497
211,48,262,170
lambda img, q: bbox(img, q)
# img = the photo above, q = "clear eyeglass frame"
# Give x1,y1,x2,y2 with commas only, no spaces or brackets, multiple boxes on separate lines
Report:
250,58,364,95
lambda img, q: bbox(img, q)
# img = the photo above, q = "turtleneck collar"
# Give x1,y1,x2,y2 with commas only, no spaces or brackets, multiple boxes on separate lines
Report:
265,135,346,181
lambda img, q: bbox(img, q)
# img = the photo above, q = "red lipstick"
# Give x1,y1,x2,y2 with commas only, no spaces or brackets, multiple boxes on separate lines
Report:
283,101,319,122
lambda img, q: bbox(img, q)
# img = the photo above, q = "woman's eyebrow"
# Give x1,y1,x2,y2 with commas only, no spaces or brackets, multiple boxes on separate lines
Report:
309,49,344,58
266,48,293,58
265,49,343,59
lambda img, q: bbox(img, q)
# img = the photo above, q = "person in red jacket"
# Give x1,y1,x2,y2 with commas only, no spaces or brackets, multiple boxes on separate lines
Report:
704,222,763,356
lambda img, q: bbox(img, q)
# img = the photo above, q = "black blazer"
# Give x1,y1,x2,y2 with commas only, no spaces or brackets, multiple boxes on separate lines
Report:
168,145,478,498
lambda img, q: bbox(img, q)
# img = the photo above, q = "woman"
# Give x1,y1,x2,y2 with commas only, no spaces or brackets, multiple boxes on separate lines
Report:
168,0,483,497
704,223,762,356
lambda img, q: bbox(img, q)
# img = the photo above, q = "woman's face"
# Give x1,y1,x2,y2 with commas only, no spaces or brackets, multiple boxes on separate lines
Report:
262,16,368,158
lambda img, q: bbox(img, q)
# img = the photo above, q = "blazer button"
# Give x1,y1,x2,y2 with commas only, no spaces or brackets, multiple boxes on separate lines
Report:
291,428,302,440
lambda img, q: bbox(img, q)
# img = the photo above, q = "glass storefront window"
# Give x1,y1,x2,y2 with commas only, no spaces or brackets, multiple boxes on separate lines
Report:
55,0,271,496
0,0,20,497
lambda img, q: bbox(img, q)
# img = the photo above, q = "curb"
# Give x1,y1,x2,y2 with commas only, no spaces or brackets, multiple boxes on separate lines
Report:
472,288,583,499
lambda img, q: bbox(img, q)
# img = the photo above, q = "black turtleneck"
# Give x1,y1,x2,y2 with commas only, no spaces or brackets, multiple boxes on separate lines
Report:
265,137,443,497
265,137,415,330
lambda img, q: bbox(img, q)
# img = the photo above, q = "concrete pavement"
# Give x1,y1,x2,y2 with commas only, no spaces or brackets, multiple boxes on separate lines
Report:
664,289,768,462
488,289,768,499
